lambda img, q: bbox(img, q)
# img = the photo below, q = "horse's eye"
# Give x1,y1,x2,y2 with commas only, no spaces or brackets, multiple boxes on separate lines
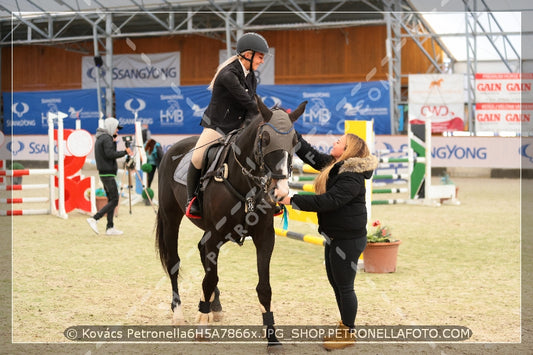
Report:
261,131,271,146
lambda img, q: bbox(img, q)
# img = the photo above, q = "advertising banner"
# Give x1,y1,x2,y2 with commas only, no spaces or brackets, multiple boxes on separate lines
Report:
474,73,533,135
2,133,525,170
475,73,533,103
2,89,100,135
258,81,391,134
82,52,180,88
115,85,211,135
475,103,533,135
408,102,464,133
408,74,465,132
114,81,391,135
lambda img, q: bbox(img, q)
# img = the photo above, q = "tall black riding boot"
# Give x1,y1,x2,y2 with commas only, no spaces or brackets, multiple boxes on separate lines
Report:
186,164,202,219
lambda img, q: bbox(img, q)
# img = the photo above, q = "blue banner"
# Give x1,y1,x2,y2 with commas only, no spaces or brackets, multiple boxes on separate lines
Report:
5,82,390,136
115,86,211,134
258,81,391,135
3,89,101,135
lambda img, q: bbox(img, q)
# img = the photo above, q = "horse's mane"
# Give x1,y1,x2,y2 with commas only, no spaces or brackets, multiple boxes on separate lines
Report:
236,114,263,145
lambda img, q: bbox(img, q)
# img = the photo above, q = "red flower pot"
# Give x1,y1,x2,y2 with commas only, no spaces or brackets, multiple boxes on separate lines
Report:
363,240,401,273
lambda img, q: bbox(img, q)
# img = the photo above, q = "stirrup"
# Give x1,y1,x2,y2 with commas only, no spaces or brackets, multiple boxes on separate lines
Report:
185,196,202,219
273,205,283,217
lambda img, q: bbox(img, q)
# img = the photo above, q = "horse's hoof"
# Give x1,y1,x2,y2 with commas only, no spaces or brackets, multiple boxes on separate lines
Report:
212,311,224,322
195,311,212,323
267,343,283,353
172,306,186,325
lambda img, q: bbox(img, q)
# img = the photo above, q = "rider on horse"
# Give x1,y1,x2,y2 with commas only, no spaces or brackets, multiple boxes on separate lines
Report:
186,32,269,219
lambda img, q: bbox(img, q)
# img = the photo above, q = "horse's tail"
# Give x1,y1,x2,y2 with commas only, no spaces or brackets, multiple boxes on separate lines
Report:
155,207,171,275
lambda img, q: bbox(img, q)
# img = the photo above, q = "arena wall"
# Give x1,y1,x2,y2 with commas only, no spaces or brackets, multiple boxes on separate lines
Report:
2,26,441,91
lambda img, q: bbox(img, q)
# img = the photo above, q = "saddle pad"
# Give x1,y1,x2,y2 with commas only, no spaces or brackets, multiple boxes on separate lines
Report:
173,149,193,185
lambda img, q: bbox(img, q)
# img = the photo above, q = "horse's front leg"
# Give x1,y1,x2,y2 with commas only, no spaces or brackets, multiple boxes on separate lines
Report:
197,236,224,322
253,227,283,350
196,234,222,328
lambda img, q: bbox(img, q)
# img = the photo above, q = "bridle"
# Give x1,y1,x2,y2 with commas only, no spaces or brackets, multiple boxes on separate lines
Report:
232,118,295,195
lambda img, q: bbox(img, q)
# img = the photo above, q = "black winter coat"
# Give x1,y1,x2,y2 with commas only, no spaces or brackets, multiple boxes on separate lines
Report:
292,136,378,240
94,130,128,176
201,59,258,134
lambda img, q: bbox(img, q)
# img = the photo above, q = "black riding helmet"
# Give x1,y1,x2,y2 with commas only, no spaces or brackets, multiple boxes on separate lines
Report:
236,33,269,85
236,32,269,55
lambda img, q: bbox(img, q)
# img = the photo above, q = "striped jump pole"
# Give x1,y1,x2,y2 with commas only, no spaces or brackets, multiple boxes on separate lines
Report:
0,184,49,191
372,173,409,187
0,169,56,177
373,174,410,181
0,197,49,204
0,209,50,216
372,187,408,194
371,199,407,205
302,164,320,174
275,227,325,246
288,182,315,193
0,112,67,218
290,175,316,182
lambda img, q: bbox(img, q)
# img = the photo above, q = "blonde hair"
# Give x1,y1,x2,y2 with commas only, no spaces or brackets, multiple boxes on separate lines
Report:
313,134,370,194
208,55,238,91
207,51,253,91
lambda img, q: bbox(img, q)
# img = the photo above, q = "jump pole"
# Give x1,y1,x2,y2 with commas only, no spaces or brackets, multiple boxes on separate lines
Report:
0,113,67,218
274,227,325,246
53,111,67,218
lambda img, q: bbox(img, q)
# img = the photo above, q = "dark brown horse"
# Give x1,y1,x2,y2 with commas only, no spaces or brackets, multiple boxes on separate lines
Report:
156,97,307,349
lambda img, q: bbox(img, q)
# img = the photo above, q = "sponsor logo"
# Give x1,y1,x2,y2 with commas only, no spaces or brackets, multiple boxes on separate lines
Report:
7,140,25,155
12,102,29,118
86,66,177,82
86,67,106,81
124,98,147,118
302,98,331,126
68,106,84,119
160,100,183,125
29,142,58,155
41,103,60,126
432,145,487,160
6,119,36,127
520,143,533,163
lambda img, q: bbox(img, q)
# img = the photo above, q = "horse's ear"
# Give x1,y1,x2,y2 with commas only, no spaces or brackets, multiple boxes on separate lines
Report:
288,101,308,123
256,95,273,122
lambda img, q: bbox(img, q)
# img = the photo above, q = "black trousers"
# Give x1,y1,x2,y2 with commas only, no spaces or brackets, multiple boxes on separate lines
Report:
324,236,367,329
93,176,119,230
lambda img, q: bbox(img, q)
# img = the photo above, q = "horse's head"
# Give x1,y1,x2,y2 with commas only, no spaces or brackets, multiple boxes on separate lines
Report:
256,96,307,201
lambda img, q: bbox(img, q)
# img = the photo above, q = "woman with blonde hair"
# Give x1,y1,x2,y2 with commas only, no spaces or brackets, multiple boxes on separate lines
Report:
186,32,269,218
278,132,378,350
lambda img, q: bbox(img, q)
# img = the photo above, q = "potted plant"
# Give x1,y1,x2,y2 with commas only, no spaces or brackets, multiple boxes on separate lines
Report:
93,188,107,208
363,220,401,273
